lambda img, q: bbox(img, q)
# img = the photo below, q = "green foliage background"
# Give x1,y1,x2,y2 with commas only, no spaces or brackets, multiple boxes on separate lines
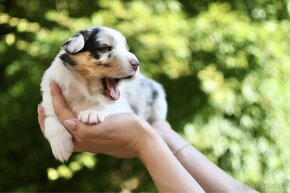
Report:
0,0,289,192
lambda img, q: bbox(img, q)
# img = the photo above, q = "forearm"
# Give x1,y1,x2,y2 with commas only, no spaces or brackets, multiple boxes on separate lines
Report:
177,144,245,192
161,126,256,192
137,130,205,193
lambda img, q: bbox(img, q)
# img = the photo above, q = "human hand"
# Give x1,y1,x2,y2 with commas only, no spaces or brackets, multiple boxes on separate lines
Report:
65,114,156,158
37,81,158,158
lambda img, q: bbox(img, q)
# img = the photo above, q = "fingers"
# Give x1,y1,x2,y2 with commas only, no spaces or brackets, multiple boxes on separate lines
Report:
64,119,107,140
50,80,76,124
64,114,130,139
37,105,45,134
64,120,78,132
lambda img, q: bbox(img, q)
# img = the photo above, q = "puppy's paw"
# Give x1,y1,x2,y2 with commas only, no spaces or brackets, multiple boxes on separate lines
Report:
50,132,74,162
78,110,105,124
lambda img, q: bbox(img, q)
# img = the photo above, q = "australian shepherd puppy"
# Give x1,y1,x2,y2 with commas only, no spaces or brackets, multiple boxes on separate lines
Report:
40,26,167,162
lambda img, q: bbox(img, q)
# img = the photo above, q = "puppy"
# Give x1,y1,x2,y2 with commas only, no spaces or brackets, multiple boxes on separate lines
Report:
40,26,167,162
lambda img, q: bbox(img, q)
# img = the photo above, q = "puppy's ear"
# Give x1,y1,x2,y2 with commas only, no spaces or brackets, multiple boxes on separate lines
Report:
62,33,85,54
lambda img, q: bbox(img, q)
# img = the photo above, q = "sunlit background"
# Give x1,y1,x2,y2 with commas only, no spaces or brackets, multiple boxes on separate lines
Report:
0,0,290,192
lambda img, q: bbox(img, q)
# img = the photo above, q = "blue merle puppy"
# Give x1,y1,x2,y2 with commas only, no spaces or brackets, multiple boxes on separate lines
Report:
40,26,167,162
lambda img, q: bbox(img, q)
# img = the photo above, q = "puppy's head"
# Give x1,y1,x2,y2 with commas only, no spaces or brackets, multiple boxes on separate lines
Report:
60,26,139,100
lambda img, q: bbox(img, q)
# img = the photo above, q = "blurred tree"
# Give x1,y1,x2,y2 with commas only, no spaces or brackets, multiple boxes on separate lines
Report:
0,0,289,192
178,0,289,20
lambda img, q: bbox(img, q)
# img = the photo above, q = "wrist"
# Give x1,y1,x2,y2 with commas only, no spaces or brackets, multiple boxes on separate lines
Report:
164,130,188,153
152,121,188,153
136,127,164,162
132,118,162,159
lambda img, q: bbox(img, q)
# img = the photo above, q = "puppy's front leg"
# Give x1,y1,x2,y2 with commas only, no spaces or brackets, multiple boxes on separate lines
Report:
78,109,107,124
78,100,132,125
44,116,74,162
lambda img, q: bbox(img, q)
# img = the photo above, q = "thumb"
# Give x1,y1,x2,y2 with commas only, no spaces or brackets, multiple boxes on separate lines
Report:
64,119,78,132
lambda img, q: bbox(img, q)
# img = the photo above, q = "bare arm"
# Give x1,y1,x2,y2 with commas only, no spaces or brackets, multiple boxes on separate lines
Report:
152,120,258,193
138,130,205,192
37,81,205,192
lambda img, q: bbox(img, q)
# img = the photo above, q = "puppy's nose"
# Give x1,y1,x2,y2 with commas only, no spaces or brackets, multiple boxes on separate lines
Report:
129,58,139,71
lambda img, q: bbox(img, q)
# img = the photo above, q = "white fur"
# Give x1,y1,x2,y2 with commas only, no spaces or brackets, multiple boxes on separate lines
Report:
41,26,167,162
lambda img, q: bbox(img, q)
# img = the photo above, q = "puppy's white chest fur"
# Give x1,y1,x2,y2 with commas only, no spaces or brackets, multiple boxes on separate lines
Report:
41,26,167,162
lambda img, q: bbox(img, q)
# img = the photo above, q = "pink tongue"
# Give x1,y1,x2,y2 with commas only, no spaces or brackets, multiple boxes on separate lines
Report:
105,78,120,100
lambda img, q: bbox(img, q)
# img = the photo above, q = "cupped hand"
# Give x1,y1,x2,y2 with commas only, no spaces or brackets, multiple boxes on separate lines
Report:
64,114,155,158
37,80,157,158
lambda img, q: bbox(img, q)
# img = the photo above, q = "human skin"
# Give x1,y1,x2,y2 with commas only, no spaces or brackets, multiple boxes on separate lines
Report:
152,121,258,193
38,80,205,192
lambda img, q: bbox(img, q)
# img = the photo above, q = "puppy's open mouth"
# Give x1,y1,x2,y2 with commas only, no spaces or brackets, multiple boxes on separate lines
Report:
102,76,133,100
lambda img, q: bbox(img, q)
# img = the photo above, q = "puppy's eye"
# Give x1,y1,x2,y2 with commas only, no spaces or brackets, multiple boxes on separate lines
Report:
98,45,112,52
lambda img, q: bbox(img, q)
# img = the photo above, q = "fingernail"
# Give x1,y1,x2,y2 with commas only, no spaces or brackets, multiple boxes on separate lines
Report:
64,120,77,131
